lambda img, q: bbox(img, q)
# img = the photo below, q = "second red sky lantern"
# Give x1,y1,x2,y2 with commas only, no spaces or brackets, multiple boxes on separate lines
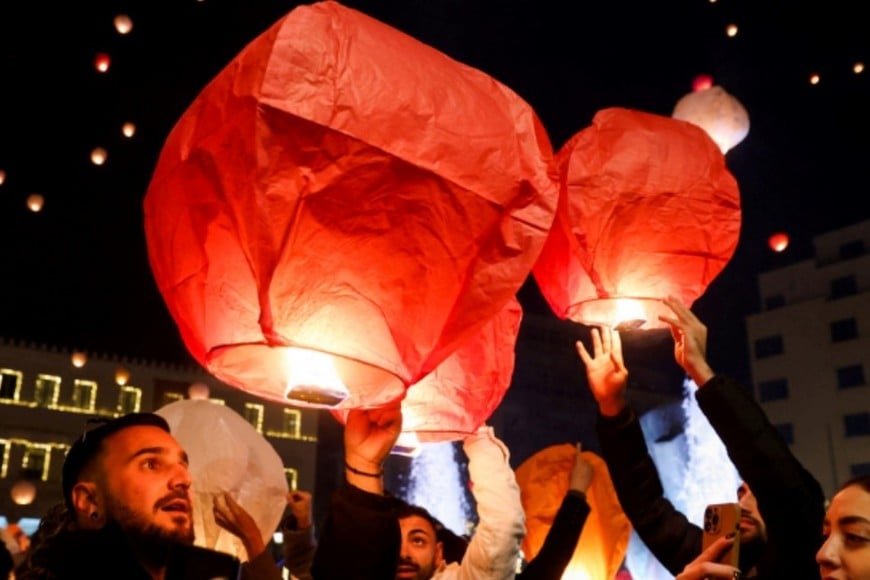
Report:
143,1,557,409
332,297,523,451
533,107,741,330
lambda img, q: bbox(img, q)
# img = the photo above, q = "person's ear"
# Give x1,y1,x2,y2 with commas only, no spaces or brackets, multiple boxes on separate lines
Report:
71,481,104,529
434,541,444,566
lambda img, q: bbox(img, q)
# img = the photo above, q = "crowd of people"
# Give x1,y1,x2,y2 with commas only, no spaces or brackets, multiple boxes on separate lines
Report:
2,297,869,579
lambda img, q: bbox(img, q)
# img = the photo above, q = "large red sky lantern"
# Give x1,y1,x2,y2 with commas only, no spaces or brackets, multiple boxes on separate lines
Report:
143,1,557,409
332,297,523,452
533,107,741,330
515,443,631,580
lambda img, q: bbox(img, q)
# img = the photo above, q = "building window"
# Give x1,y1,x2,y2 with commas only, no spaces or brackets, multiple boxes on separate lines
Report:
22,444,52,481
0,369,23,401
839,239,866,260
34,374,61,408
764,294,786,310
758,378,789,402
117,386,142,414
283,409,302,439
161,392,184,406
72,380,98,411
284,467,298,491
754,335,784,359
774,423,794,444
208,399,226,406
830,275,858,300
844,412,870,437
0,439,11,478
837,365,866,389
851,462,870,477
244,403,265,433
831,318,859,342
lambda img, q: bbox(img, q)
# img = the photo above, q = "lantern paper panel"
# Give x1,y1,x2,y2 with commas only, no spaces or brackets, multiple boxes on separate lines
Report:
515,444,631,580
332,297,523,445
156,399,288,562
672,85,750,154
144,0,557,409
532,107,741,330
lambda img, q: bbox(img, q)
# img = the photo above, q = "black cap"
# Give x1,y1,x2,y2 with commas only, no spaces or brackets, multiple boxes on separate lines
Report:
61,413,171,510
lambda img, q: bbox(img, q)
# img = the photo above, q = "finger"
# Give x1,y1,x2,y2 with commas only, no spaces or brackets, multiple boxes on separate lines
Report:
576,340,592,364
591,327,603,356
600,325,611,353
700,535,736,558
610,329,624,367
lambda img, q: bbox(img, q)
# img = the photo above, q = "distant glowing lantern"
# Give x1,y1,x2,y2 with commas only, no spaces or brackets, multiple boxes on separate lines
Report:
144,1,557,409
26,193,44,212
515,444,631,580
115,366,130,386
90,147,108,166
188,382,211,400
10,479,37,506
94,53,111,73
854,62,865,74
768,232,789,253
114,14,133,35
672,85,750,153
122,122,136,137
156,399,288,561
71,351,88,368
810,73,821,85
692,74,714,92
0,169,5,185
533,107,741,330
332,297,523,449
725,23,738,37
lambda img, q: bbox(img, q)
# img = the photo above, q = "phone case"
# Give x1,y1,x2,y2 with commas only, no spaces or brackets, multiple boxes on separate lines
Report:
702,502,741,567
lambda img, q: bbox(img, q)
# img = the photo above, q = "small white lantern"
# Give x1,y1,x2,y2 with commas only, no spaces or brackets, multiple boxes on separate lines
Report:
672,86,749,154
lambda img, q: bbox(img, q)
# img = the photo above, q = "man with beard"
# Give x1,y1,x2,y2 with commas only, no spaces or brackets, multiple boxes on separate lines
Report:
311,405,525,579
16,412,280,580
577,296,825,578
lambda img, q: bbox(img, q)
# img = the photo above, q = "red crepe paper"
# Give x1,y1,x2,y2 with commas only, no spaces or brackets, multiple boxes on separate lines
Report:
533,107,741,329
332,297,523,443
144,1,556,407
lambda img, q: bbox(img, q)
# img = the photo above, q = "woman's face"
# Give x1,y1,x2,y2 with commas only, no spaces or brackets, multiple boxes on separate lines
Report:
817,483,870,579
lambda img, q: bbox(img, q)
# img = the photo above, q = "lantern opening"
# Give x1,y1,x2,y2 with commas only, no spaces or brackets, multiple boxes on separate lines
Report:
567,297,671,331
208,344,405,409
284,347,350,406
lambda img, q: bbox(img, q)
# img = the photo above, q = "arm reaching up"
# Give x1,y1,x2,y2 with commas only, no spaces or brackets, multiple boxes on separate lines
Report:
576,326,628,417
658,296,714,387
344,404,402,494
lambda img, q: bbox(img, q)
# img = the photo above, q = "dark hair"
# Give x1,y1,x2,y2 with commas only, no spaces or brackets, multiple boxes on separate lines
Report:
397,502,440,531
838,474,870,494
61,413,170,509
396,502,468,564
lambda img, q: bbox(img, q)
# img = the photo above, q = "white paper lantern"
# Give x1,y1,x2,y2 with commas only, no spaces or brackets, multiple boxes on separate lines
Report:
156,399,288,561
672,86,749,154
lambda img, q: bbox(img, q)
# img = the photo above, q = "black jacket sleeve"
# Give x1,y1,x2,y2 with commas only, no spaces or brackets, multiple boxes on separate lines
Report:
518,490,590,580
310,482,402,579
597,406,702,575
696,375,825,578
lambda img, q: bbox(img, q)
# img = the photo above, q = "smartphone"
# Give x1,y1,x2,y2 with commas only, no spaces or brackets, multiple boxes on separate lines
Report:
702,502,741,567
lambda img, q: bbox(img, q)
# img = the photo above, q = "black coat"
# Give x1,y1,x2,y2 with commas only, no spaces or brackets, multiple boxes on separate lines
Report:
597,375,824,579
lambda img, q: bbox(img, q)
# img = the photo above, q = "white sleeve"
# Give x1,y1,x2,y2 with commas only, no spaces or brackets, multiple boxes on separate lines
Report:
450,426,525,580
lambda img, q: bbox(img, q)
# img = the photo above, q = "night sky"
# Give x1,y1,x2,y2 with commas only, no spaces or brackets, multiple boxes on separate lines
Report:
1,0,867,386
